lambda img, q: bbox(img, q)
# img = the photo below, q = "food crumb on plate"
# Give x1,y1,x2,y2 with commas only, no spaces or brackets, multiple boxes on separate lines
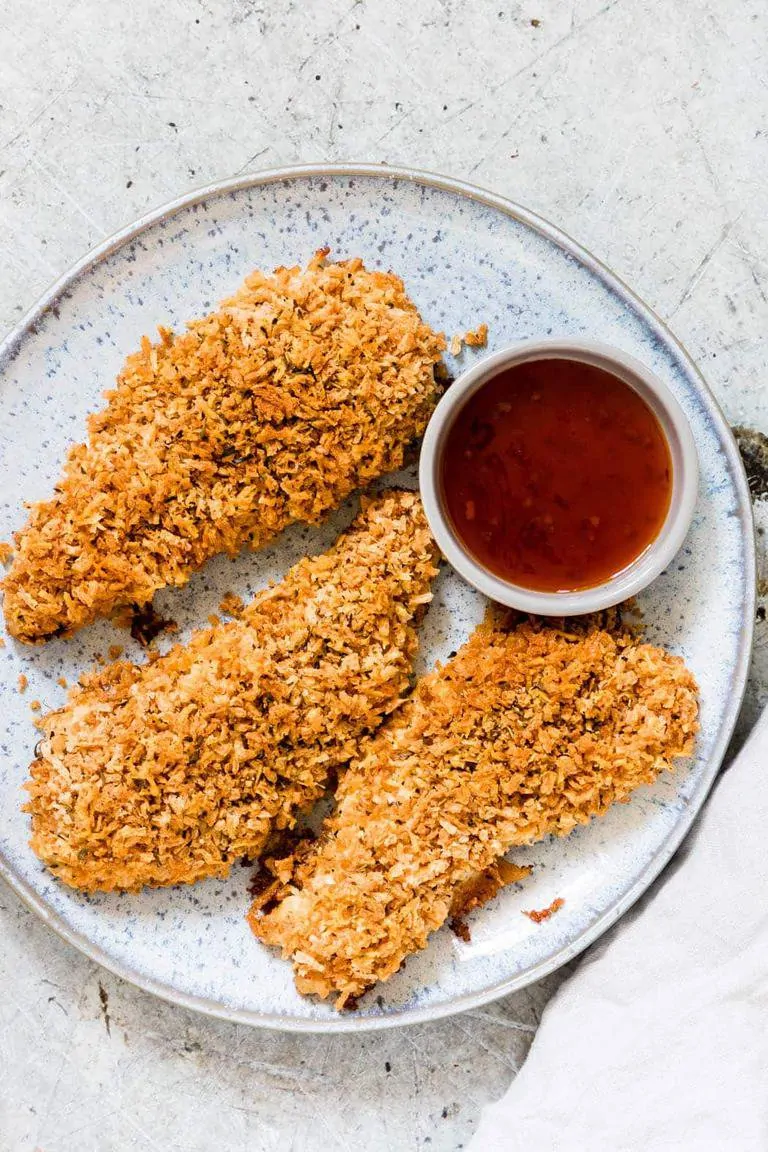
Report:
17,673,27,693
0,542,12,565
449,324,488,357
108,644,124,661
464,323,488,347
57,676,67,688
30,699,41,712
523,897,565,924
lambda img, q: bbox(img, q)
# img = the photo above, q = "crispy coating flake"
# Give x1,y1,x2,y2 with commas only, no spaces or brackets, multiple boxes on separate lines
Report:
4,251,445,643
25,491,438,892
523,897,565,923
250,614,698,1007
464,323,488,347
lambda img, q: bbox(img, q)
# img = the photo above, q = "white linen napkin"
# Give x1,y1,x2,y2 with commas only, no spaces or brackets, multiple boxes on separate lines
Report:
469,708,768,1152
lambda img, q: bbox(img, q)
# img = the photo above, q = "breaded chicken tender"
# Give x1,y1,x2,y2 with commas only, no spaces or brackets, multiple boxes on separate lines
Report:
4,251,445,642
25,492,438,892
250,614,698,1007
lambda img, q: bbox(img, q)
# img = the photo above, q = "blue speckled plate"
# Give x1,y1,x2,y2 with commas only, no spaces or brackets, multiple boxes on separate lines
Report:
0,165,755,1032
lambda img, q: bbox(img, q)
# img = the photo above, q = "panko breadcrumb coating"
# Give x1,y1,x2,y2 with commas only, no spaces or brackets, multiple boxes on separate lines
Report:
25,491,438,892
250,613,698,1007
464,323,488,347
4,251,445,643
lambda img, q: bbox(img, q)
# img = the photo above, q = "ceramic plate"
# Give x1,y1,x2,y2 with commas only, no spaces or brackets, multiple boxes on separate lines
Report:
0,165,755,1032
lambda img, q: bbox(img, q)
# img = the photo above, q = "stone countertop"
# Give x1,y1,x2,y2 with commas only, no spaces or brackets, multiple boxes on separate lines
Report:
1,1,766,1148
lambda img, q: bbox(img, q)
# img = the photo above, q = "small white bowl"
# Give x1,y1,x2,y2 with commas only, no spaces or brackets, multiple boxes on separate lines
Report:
419,339,699,615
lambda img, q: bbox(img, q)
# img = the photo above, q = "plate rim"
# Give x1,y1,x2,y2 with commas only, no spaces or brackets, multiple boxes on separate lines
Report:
0,162,756,1033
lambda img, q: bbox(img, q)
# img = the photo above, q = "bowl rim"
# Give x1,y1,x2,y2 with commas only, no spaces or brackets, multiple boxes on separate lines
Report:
419,337,700,615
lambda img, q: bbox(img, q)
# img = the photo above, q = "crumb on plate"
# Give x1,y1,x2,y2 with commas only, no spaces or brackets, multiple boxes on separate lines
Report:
523,897,565,923
464,323,488,347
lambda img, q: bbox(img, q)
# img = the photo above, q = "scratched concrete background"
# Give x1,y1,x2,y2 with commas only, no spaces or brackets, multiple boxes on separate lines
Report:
1,1,767,1149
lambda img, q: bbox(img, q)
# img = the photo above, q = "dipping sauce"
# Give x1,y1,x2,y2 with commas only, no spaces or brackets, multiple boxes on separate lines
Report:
440,358,673,592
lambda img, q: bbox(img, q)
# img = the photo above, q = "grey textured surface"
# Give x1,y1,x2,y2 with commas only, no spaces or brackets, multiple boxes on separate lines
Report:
1,1,766,1149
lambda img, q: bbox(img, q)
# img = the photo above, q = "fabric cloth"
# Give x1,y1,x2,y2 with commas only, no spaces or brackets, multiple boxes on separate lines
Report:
469,709,768,1152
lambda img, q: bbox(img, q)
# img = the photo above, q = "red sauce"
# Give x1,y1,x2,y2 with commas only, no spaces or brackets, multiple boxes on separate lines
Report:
440,358,672,592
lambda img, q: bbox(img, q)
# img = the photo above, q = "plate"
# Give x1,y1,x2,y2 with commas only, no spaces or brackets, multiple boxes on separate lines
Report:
0,165,755,1032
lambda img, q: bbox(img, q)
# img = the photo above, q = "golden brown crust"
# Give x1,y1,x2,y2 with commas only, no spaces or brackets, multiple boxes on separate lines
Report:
250,614,698,1007
3,252,445,643
25,491,439,892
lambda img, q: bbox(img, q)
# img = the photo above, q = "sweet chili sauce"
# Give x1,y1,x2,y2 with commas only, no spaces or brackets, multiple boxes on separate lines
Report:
440,358,673,592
